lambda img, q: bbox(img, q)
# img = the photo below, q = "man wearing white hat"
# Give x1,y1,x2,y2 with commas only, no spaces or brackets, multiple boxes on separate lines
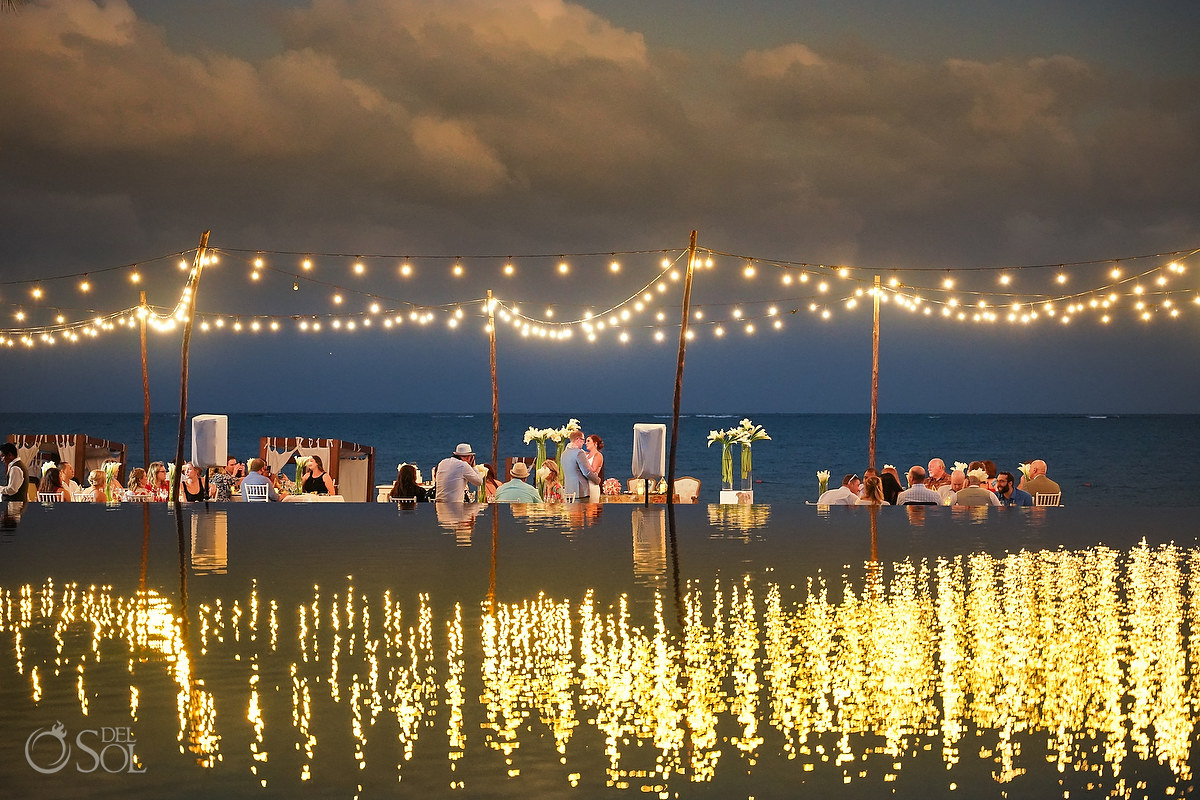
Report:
434,443,484,503
493,461,542,503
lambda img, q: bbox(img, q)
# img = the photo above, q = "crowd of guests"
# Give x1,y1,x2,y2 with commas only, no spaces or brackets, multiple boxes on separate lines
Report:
389,432,606,504
0,442,341,504
816,457,1061,507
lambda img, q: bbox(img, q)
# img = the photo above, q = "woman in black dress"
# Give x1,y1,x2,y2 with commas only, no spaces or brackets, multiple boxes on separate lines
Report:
301,455,336,495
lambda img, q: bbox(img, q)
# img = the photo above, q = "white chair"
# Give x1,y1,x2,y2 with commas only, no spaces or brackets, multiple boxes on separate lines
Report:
245,483,270,503
674,477,701,503
1034,492,1061,507
37,492,61,504
563,491,577,503
124,493,152,502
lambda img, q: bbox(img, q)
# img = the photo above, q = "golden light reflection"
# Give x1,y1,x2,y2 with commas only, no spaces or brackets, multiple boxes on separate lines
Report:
1,541,1196,795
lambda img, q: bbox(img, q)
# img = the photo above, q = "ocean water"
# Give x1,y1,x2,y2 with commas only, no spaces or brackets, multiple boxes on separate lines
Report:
4,412,1197,505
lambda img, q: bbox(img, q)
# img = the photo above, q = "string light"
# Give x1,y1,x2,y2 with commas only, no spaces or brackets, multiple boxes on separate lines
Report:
3,243,1198,349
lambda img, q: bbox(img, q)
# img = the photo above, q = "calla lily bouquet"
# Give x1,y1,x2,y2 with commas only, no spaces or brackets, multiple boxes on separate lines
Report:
706,429,739,488
103,460,121,502
817,469,831,495
735,418,770,480
952,461,969,474
293,456,309,494
1018,462,1032,481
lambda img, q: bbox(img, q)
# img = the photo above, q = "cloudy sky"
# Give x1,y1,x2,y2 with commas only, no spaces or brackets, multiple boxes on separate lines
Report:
1,0,1198,414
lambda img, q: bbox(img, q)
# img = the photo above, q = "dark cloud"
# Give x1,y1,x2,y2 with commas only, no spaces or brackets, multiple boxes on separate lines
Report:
0,0,1197,413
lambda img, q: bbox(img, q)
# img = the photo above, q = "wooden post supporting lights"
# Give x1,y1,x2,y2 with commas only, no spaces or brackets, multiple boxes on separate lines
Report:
868,274,881,471
170,231,210,503
667,230,698,503
140,290,151,471
488,290,499,479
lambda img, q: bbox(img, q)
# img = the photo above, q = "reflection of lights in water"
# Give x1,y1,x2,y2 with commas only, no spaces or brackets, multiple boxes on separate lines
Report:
706,503,771,534
2,541,1197,793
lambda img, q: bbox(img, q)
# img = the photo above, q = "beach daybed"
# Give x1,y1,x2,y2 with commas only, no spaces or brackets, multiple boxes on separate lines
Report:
259,437,375,502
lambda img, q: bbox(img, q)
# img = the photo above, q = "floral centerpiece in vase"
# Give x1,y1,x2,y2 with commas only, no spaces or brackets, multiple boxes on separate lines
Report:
292,456,309,495
706,429,738,490
735,418,770,490
523,426,553,493
103,460,121,502
817,469,830,497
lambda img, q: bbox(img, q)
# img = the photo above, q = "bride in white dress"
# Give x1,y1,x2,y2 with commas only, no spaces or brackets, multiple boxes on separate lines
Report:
584,434,604,503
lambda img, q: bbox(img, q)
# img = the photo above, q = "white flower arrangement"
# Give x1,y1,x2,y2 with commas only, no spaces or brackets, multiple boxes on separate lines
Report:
883,464,894,471
967,467,989,483
41,461,58,476
1018,462,1032,481
816,469,831,482
952,461,969,474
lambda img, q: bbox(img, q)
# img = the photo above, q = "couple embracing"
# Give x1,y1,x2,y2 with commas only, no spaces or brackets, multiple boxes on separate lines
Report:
562,430,604,502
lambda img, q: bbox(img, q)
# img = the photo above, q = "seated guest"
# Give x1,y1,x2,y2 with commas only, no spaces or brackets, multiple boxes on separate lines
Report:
897,466,943,505
59,462,83,500
983,459,998,490
925,458,952,494
147,461,170,499
855,475,885,505
389,463,429,502
38,466,71,501
240,458,281,501
952,470,1000,507
179,462,206,502
126,467,153,498
301,455,336,495
209,457,244,501
434,443,483,503
994,471,1033,507
1020,459,1062,499
537,459,564,503
947,469,967,500
817,473,861,505
494,462,542,503
481,463,502,502
879,471,903,505
82,469,108,503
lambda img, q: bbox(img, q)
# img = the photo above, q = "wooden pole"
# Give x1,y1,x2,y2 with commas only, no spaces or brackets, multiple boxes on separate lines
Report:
488,290,499,479
140,290,151,470
667,231,698,502
171,231,210,503
868,274,881,471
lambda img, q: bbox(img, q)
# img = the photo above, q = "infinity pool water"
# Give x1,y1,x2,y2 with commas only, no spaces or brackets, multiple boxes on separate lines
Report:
1,501,1196,799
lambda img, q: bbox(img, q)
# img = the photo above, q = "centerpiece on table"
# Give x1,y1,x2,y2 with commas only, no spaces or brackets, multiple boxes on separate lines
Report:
103,460,121,503
706,429,739,490
292,456,309,495
817,469,830,496
735,418,770,490
523,426,554,493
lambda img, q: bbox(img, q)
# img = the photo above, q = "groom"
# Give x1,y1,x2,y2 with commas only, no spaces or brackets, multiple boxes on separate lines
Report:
562,430,599,502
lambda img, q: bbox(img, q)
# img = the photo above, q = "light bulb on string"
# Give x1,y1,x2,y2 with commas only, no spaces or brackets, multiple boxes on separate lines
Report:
302,259,312,271
79,276,90,293
558,262,569,275
610,261,621,273
400,262,413,277
453,263,463,277
353,261,365,275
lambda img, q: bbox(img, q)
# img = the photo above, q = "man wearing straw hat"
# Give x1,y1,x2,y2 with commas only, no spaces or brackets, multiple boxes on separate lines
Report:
494,461,542,503
434,443,484,503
